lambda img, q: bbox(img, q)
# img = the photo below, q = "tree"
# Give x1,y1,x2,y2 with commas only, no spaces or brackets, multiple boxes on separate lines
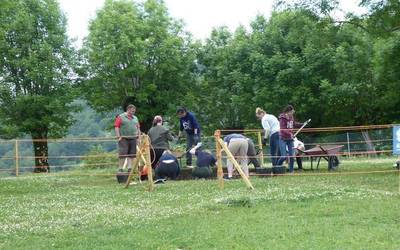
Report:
80,0,196,131
0,0,77,172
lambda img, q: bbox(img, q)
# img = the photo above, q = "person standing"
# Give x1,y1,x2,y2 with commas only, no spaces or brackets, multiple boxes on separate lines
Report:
177,107,201,168
276,105,304,173
148,115,174,168
255,107,280,166
223,134,249,179
114,104,141,171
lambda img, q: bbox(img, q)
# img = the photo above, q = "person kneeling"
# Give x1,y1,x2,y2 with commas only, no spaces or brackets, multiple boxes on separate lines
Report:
155,150,180,183
190,143,216,179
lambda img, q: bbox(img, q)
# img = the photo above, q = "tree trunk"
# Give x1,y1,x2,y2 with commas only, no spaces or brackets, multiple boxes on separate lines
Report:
32,136,49,173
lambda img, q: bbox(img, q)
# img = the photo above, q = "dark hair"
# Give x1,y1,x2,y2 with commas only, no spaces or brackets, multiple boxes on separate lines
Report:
176,106,187,114
283,105,294,113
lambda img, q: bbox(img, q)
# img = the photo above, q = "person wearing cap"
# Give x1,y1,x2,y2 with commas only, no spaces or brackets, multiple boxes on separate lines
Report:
114,104,141,171
148,115,174,168
223,133,249,179
176,107,201,168
189,143,216,178
255,107,280,166
154,150,180,181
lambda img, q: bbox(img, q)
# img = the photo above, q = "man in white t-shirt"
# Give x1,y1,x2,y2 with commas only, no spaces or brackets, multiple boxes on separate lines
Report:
256,107,280,166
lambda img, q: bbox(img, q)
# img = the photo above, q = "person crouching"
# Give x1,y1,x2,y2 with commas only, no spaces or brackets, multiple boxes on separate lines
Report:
189,143,216,179
154,150,180,182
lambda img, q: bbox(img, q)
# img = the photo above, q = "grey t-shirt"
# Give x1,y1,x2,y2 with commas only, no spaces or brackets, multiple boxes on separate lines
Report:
148,125,173,149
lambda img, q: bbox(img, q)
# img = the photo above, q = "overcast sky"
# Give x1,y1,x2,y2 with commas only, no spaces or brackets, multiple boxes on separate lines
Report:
59,0,367,47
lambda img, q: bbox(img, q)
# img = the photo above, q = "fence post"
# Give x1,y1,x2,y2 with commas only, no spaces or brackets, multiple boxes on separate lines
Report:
214,130,224,190
143,135,154,192
15,139,19,177
346,132,351,158
257,131,264,166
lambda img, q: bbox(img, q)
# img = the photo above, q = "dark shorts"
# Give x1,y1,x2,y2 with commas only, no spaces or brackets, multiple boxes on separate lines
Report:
118,138,137,158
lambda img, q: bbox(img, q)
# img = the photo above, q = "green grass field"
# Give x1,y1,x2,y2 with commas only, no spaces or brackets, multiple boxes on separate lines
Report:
0,158,399,249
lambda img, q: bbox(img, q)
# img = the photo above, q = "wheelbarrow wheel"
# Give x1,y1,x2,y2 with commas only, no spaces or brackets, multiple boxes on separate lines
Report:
328,156,339,171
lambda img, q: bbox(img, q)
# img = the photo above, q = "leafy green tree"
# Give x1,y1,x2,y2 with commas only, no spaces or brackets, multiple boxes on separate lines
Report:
0,0,77,172
80,0,196,131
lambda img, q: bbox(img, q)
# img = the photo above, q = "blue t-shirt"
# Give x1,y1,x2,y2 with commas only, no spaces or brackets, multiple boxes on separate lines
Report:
179,112,200,135
223,134,246,144
159,153,179,166
195,151,216,168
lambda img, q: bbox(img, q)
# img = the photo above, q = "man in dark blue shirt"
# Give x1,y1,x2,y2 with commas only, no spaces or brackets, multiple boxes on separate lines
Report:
189,143,216,178
177,107,201,168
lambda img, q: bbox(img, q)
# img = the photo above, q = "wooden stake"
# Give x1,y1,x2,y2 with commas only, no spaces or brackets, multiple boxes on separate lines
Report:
15,140,19,177
143,135,154,192
214,130,224,189
124,146,143,188
218,138,254,190
257,131,264,166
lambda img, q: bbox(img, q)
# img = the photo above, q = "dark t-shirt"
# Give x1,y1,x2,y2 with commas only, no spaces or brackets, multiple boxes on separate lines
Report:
195,151,216,168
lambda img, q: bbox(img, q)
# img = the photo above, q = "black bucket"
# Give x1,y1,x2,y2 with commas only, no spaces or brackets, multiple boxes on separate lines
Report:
255,167,272,177
116,170,129,184
272,166,286,175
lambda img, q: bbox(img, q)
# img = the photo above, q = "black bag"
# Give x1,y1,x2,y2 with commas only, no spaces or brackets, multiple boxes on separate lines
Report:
255,167,272,177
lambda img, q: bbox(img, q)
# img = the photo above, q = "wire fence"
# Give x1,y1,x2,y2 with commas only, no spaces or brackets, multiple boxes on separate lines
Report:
0,124,399,177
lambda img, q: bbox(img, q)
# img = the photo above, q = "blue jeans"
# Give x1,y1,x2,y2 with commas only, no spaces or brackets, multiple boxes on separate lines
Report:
277,139,294,172
186,133,200,165
270,132,280,166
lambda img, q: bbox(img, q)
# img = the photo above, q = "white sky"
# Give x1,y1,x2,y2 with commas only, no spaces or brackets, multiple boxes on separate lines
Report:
59,0,367,47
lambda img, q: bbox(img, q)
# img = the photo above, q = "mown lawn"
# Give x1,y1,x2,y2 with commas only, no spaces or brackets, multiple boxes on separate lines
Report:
0,159,399,249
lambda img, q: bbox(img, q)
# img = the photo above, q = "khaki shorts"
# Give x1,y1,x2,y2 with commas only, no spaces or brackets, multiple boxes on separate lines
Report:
118,138,137,158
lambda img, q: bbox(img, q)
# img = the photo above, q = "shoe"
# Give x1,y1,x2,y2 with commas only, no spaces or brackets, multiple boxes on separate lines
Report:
223,176,232,180
154,179,166,184
186,165,194,169
129,181,138,185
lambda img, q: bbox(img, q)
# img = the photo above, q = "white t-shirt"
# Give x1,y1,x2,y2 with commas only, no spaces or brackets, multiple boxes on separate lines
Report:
261,114,280,138
293,137,304,150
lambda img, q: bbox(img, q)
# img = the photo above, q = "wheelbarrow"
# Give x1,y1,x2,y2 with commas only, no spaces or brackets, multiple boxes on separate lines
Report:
299,145,344,171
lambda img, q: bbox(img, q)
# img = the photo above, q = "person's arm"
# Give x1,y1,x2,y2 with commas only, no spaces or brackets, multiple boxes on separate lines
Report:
210,155,216,166
136,118,141,143
114,116,122,141
293,116,303,128
178,119,183,137
190,114,200,135
262,117,271,139
279,116,290,139
166,129,174,141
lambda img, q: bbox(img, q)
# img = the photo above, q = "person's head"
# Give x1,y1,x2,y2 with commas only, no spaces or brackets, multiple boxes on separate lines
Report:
283,105,295,116
176,107,187,118
126,104,136,115
153,115,163,126
255,107,266,120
